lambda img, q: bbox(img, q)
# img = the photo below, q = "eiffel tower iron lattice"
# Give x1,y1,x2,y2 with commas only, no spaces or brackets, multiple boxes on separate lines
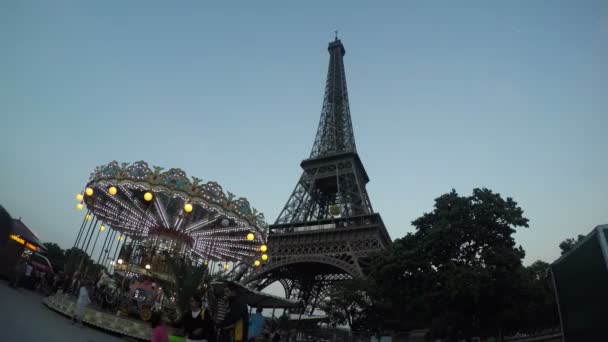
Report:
244,37,391,314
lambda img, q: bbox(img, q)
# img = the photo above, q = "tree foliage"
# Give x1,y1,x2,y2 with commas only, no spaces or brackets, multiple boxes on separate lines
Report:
166,256,208,315
359,188,558,340
558,234,585,255
320,279,378,331
0,205,13,245
42,242,65,268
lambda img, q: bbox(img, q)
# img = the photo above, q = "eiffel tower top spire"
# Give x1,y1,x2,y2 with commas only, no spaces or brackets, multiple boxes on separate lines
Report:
309,37,357,159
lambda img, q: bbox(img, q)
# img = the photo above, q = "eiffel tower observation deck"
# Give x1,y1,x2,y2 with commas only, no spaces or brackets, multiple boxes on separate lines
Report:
245,36,391,313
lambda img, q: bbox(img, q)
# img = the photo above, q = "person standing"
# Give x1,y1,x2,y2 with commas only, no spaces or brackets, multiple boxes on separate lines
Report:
218,282,249,342
9,258,26,288
248,308,265,342
174,296,216,342
72,282,91,325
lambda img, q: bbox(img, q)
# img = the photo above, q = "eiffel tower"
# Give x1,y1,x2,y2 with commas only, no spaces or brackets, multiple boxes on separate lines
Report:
245,37,391,313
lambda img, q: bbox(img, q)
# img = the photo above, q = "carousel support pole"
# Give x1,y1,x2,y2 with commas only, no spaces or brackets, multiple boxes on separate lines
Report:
79,218,99,275
68,211,90,271
83,218,99,256
104,229,117,267
111,234,124,269
73,215,96,274
78,215,96,251
85,222,105,276
97,226,112,265
117,236,129,293
89,223,103,258
73,210,90,248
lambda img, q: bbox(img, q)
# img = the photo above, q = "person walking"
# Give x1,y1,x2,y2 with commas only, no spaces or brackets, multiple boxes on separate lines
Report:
72,281,91,325
218,282,249,342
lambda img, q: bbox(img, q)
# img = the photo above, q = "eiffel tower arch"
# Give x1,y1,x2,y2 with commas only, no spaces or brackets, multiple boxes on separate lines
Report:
244,37,391,313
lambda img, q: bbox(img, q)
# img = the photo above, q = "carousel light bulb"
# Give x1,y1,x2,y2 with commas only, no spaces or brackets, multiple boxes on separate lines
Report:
117,259,123,264
76,194,84,202
261,254,268,261
76,203,83,211
184,203,193,213
246,233,254,241
260,245,268,252
99,225,105,231
108,186,117,195
85,188,94,196
144,192,153,201
85,214,91,221
117,235,123,241
145,264,151,270
254,260,261,267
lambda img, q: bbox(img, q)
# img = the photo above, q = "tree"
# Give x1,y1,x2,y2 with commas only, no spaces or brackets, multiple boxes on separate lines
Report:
519,261,559,332
369,188,531,340
64,247,92,274
166,256,208,315
559,234,585,255
42,242,65,269
320,279,377,331
0,205,13,245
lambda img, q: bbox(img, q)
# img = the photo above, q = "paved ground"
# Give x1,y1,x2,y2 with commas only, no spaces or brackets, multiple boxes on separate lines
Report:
0,280,130,342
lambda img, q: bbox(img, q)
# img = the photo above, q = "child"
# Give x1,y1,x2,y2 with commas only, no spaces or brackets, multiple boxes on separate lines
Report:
72,282,91,325
151,311,169,342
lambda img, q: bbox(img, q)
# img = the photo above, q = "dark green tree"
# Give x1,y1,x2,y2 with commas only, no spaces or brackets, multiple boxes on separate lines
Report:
64,247,92,274
558,234,585,255
319,279,378,331
519,261,559,332
42,242,65,269
167,256,208,315
0,205,14,246
369,188,531,341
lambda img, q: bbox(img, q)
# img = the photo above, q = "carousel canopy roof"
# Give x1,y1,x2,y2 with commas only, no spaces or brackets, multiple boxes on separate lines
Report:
212,282,302,309
81,161,268,262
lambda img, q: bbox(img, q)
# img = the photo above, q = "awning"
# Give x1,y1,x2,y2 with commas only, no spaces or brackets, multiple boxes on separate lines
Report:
212,281,303,309
288,314,328,322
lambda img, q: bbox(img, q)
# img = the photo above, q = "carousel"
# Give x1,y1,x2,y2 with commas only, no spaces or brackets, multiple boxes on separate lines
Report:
44,161,272,340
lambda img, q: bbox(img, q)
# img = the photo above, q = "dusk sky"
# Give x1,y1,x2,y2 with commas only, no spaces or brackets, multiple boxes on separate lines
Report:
1,1,606,267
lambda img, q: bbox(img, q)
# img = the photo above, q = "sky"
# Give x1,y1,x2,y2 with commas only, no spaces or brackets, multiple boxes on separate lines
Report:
1,1,607,269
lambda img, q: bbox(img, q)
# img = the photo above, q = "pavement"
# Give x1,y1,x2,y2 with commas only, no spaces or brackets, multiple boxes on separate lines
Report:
0,280,130,342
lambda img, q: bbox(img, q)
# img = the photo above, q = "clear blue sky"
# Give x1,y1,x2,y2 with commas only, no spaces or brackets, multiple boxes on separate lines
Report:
1,1,606,266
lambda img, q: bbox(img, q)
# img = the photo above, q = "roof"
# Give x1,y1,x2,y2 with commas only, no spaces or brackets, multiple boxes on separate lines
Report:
212,281,302,309
552,224,608,265
288,314,328,322
11,219,46,251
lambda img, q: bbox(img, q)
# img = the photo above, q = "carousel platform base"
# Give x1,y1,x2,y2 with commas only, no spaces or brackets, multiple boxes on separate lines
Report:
43,293,151,341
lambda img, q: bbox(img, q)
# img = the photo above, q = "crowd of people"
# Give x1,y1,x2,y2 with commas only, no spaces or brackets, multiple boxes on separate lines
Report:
8,256,70,295
149,282,295,342
8,258,304,342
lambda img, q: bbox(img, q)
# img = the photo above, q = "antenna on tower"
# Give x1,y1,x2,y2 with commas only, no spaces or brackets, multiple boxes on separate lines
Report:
334,30,338,41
